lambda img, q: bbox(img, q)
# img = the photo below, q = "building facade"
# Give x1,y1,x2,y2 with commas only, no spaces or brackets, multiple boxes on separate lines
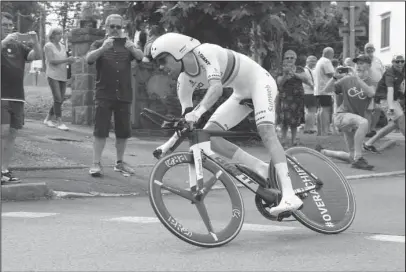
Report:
368,2,405,65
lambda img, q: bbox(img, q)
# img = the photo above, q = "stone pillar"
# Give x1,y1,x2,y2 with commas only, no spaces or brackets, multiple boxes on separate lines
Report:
69,28,105,126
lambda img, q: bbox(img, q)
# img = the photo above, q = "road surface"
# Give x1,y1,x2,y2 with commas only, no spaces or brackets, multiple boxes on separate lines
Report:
2,176,405,271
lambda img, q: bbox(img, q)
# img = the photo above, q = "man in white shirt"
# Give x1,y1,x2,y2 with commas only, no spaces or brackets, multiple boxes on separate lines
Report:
364,43,385,137
302,55,317,133
314,47,335,136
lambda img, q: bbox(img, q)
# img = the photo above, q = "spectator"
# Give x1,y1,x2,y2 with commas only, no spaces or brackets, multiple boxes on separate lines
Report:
364,43,386,138
1,12,42,184
43,26,78,130
85,14,144,177
344,57,354,68
277,50,312,147
331,58,340,135
142,25,165,62
363,55,405,152
302,55,317,134
316,55,376,170
314,47,335,136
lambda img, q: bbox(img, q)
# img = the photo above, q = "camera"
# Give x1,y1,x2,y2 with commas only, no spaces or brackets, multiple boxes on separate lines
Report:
337,67,350,74
17,33,32,43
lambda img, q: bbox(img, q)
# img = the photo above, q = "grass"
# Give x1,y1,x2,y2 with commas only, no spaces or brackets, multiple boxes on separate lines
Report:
24,85,72,121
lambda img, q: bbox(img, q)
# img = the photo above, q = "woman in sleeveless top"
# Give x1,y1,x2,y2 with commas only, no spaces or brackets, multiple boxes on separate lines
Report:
277,50,312,148
43,26,78,130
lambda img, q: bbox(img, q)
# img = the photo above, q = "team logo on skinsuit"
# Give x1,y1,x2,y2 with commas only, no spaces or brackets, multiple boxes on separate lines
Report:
266,85,274,112
198,51,211,66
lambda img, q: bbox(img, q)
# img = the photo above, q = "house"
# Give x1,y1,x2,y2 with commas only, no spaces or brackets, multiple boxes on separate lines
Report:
368,2,405,65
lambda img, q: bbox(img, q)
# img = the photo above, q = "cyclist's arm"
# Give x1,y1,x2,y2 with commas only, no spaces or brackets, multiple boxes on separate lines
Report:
190,48,223,118
165,73,194,146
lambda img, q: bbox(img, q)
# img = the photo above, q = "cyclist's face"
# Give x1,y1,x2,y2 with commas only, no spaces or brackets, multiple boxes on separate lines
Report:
156,54,178,73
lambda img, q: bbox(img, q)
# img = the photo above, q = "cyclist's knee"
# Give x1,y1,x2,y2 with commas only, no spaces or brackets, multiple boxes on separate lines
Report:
204,121,223,131
205,122,238,158
257,124,278,140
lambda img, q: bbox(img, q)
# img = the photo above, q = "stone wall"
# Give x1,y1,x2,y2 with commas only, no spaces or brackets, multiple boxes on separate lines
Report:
131,62,181,130
69,28,105,126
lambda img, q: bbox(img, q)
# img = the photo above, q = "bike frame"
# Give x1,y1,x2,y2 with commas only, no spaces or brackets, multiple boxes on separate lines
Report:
140,108,323,196
185,129,323,196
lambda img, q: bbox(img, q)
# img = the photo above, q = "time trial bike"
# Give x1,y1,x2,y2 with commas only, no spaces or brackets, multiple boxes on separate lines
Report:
140,107,356,248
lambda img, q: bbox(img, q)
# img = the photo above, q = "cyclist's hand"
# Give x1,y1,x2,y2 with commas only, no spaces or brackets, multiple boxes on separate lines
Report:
184,111,199,123
153,142,172,159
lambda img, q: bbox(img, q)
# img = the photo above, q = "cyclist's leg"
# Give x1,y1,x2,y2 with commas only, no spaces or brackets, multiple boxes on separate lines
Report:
203,95,271,180
251,78,302,215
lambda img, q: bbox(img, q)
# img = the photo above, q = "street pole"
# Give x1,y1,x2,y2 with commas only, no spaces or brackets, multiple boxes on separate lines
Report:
349,1,356,58
17,11,21,32
343,35,349,60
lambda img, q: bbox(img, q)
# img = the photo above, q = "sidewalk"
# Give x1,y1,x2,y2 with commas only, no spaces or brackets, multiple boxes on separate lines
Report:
2,119,405,201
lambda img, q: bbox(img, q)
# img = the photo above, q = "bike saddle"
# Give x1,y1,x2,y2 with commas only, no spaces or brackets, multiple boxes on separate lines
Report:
239,99,254,109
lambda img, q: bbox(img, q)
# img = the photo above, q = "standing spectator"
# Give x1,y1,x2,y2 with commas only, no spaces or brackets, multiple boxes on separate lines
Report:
344,57,355,68
363,55,405,152
316,55,376,170
302,55,317,134
142,25,165,62
43,26,78,130
1,12,42,184
85,14,144,177
331,58,340,135
314,47,335,136
277,50,312,147
364,43,386,137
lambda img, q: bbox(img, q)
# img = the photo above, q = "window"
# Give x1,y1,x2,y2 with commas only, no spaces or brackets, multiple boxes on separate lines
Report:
381,13,391,48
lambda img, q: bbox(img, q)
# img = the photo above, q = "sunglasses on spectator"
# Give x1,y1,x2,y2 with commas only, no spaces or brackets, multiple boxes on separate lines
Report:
284,57,295,60
394,60,405,64
109,24,122,30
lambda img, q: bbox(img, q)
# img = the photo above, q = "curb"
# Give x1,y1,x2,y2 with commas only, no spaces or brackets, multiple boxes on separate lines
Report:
1,182,53,201
9,166,88,171
2,171,404,202
346,170,405,180
52,191,141,199
10,164,155,172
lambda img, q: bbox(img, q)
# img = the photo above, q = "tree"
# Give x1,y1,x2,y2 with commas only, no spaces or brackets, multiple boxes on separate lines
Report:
1,1,42,32
46,2,83,32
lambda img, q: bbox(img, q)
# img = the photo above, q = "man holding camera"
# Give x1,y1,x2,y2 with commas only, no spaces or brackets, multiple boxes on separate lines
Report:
315,55,376,170
1,12,42,184
86,14,143,177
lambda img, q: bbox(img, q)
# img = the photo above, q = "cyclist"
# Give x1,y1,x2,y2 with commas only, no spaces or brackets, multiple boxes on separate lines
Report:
150,33,303,216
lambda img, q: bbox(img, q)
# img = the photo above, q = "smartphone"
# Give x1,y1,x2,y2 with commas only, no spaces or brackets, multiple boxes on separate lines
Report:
113,37,126,46
17,33,32,43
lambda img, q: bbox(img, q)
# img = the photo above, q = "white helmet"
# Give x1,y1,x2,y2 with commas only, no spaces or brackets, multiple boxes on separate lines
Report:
150,33,201,61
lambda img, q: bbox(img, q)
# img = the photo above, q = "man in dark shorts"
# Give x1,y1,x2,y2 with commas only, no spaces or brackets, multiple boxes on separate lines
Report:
86,14,144,177
1,12,42,184
314,47,335,136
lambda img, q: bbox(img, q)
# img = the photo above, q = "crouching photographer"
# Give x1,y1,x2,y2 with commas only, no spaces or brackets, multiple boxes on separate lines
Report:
315,55,376,170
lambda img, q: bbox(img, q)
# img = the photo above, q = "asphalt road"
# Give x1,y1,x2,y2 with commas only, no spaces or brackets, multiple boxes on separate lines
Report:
2,176,405,271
